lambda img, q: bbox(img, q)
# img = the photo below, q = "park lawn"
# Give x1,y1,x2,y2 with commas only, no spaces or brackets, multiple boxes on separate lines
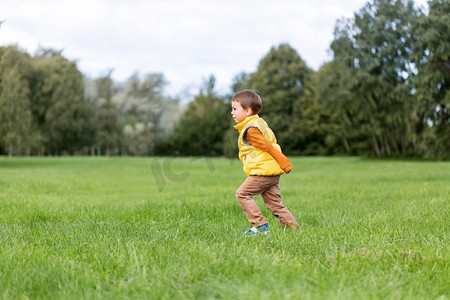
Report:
0,156,448,299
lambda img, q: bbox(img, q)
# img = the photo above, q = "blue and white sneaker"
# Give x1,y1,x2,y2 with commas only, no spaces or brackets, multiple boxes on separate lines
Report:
244,223,269,235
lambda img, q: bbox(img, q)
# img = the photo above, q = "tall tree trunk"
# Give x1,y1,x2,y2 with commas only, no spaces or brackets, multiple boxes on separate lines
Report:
389,130,400,156
371,131,381,157
400,130,406,155
343,138,350,153
382,133,391,155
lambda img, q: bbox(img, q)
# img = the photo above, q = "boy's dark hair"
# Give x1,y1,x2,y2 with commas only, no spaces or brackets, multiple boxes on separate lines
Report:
232,89,262,114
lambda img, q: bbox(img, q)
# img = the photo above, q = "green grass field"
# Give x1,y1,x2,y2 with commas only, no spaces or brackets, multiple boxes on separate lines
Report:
0,156,449,299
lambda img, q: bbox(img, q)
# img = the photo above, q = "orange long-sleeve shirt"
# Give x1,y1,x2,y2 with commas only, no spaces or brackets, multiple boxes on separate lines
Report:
245,127,293,173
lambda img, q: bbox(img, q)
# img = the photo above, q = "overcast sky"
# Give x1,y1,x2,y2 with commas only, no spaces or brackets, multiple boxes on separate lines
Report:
0,0,428,98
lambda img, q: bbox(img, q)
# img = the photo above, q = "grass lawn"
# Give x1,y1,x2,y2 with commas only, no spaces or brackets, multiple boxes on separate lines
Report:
0,156,449,299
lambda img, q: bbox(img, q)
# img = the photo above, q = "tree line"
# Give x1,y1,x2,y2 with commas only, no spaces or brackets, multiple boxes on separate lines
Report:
0,46,182,156
0,0,448,159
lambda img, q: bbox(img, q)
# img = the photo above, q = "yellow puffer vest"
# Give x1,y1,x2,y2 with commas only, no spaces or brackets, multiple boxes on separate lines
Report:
234,115,285,176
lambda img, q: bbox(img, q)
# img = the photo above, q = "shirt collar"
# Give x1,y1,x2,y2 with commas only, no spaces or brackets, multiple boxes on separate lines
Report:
233,114,259,132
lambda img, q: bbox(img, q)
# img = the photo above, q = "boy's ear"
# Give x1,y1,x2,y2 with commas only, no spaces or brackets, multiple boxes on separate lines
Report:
245,107,253,116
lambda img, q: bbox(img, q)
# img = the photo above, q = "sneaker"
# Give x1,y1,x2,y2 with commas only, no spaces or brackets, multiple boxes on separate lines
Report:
244,223,269,235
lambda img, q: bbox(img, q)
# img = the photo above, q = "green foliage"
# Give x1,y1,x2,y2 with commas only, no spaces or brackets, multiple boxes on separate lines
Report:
30,52,96,154
96,102,122,155
0,0,448,159
113,73,169,156
249,44,313,152
295,66,336,156
411,0,450,159
93,72,122,155
329,0,422,157
0,44,180,156
0,157,448,298
169,76,229,156
222,125,239,158
231,72,251,94
316,59,367,155
0,46,36,155
319,0,449,159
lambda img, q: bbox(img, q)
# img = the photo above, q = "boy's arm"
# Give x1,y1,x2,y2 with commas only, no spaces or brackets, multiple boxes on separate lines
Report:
245,127,293,173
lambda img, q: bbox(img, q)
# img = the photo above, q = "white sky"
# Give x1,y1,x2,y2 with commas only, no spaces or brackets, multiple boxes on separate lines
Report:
0,0,428,98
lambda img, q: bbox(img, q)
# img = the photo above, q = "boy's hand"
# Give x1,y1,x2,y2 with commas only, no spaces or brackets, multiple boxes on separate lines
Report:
281,162,293,174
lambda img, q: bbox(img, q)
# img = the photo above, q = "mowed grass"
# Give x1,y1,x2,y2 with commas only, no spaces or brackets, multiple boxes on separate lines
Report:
0,156,448,299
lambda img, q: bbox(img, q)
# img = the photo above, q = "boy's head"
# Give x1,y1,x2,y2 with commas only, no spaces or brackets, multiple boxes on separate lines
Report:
231,90,262,123
232,89,262,114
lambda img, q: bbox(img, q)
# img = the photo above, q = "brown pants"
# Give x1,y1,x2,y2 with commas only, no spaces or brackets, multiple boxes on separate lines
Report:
236,175,299,228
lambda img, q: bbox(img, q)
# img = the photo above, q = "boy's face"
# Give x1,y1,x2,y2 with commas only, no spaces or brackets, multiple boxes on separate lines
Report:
231,100,253,123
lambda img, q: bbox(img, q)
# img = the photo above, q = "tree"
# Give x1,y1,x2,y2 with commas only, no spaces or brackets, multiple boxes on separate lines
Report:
322,18,375,155
412,0,450,159
330,0,421,157
0,46,36,156
93,72,122,156
30,50,96,154
231,72,251,95
169,75,229,156
249,43,312,153
112,72,168,155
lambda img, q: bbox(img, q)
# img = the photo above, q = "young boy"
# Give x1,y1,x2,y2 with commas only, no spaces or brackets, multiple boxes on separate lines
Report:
231,89,301,235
